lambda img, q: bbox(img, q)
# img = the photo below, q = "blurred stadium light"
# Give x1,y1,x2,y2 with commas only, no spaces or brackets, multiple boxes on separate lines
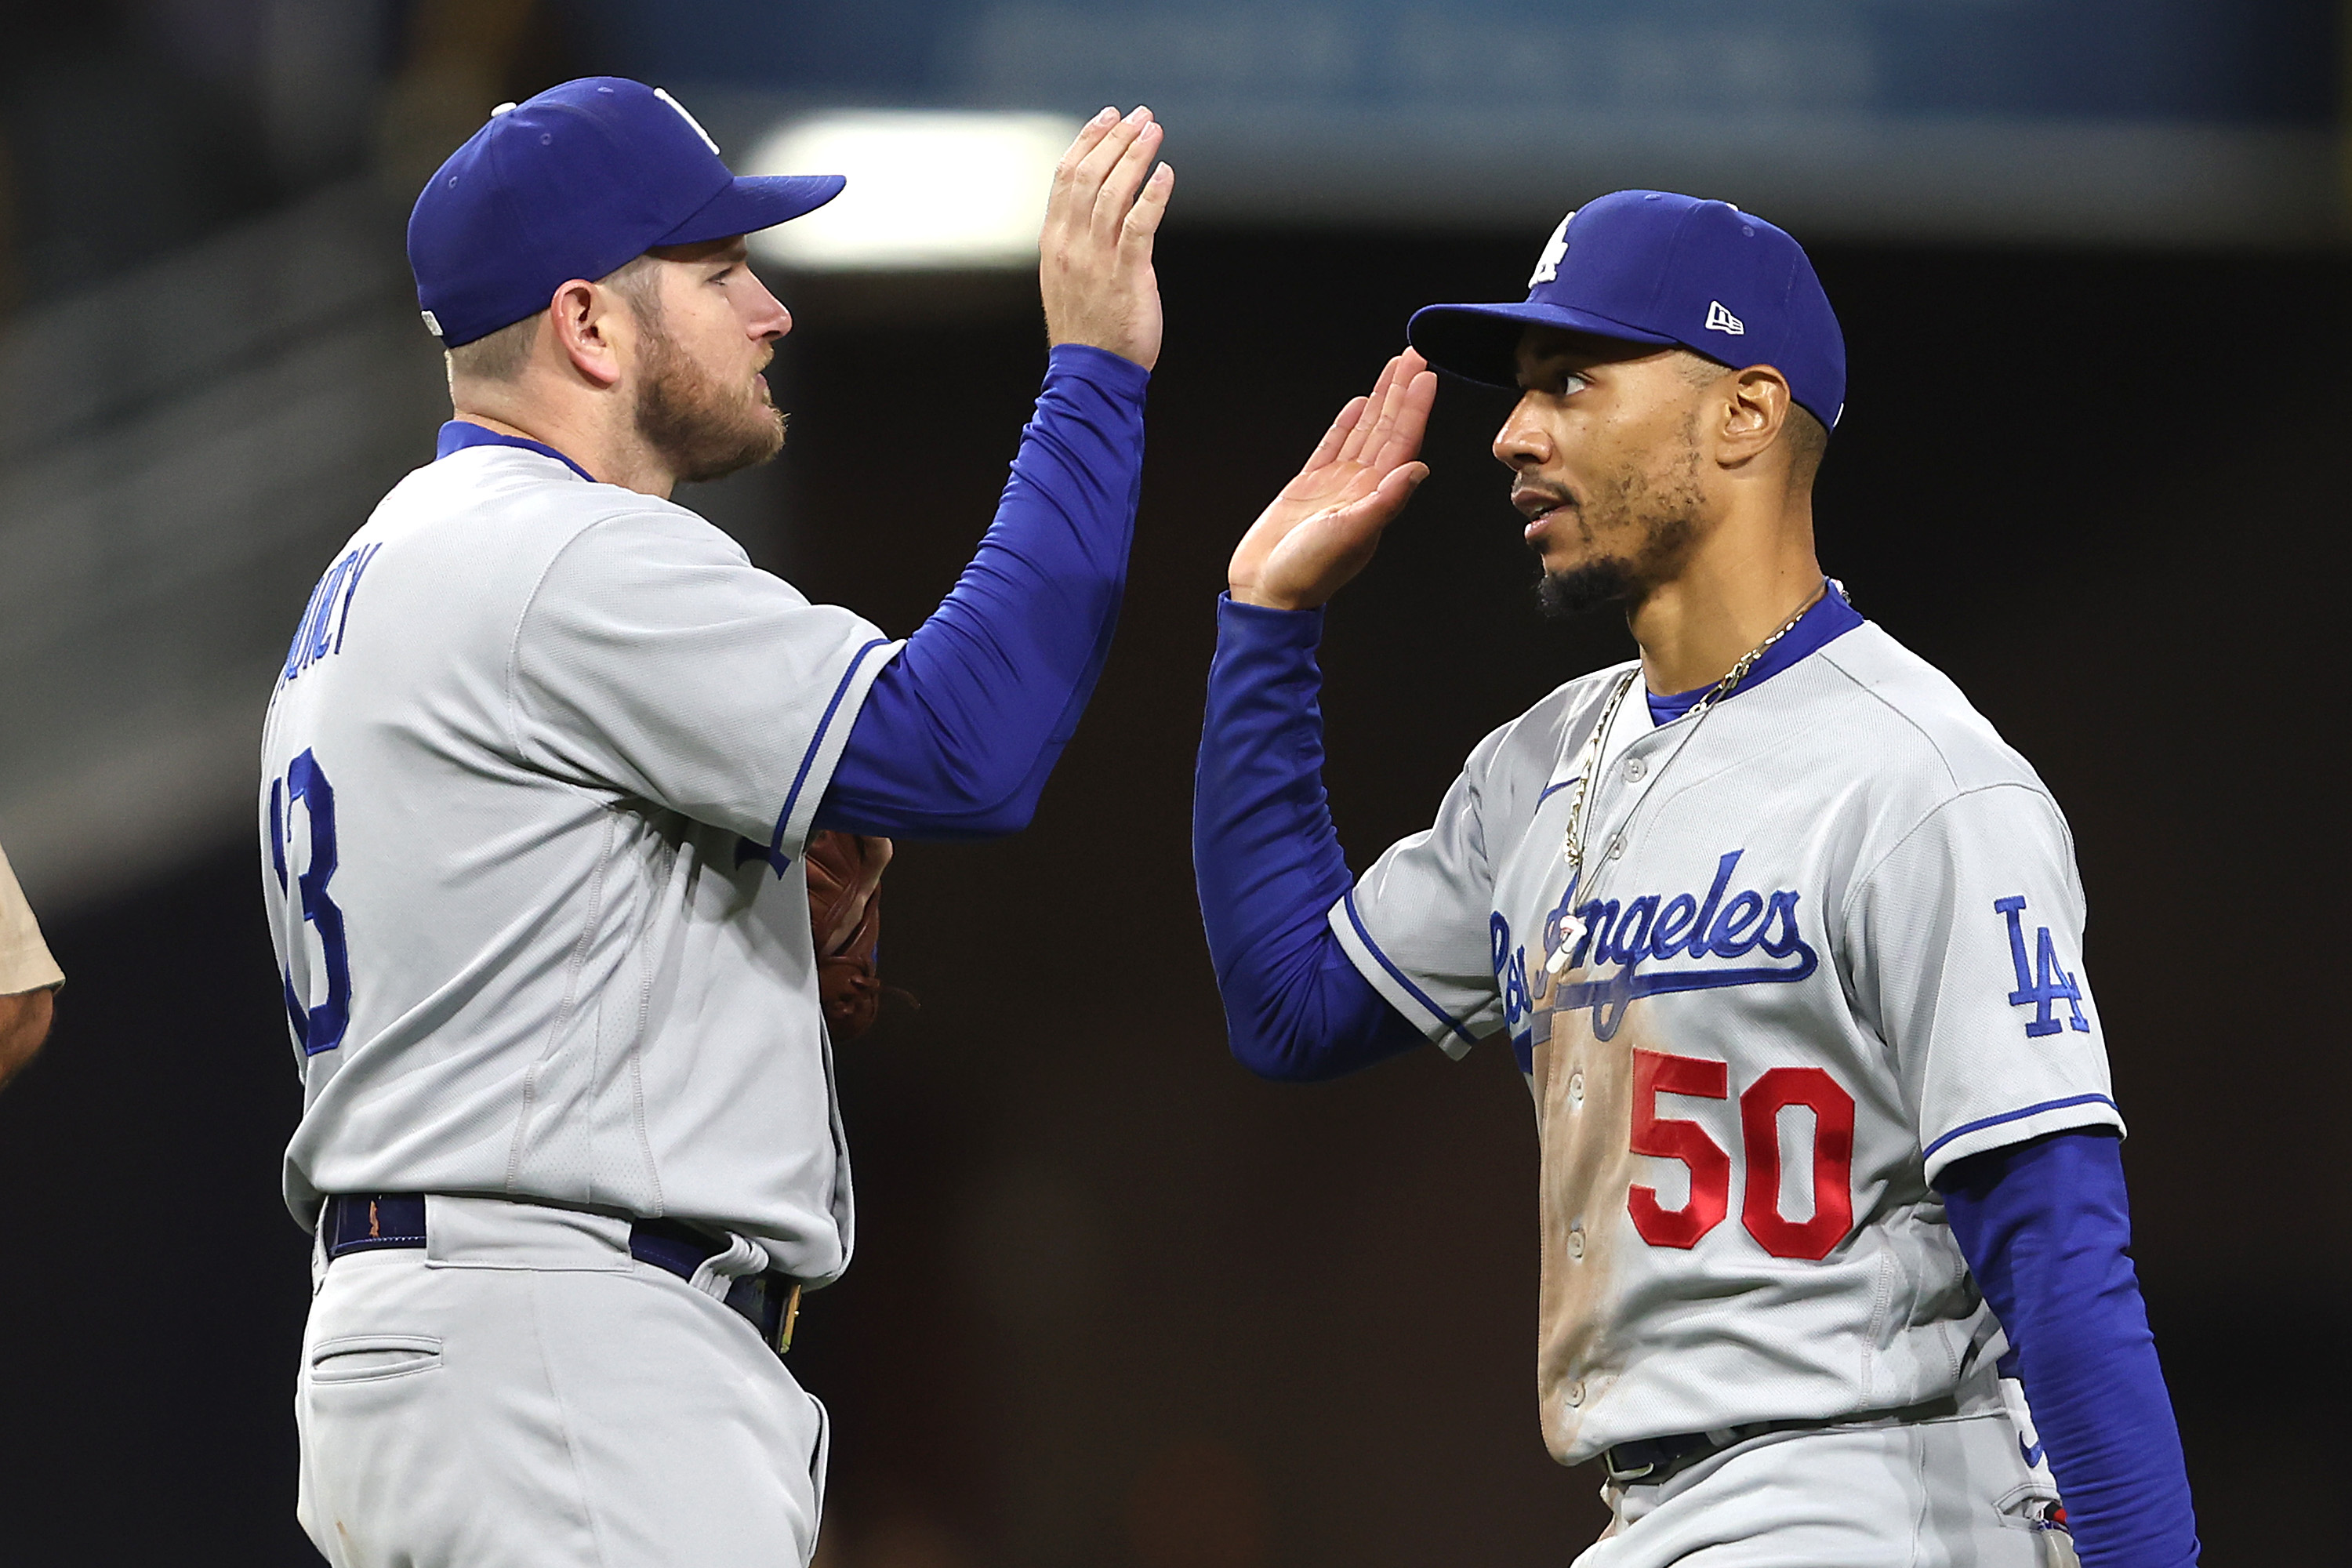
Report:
745,111,1080,270
579,0,2347,246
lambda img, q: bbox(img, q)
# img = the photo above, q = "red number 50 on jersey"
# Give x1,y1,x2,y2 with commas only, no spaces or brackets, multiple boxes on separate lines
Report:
1628,1048,1856,1260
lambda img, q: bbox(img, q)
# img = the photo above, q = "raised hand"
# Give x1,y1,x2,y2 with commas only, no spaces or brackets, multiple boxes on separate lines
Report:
1040,107,1173,371
1229,350,1438,611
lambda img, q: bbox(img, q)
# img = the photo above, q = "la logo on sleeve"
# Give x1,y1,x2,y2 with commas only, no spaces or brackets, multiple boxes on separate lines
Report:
1993,896,2089,1037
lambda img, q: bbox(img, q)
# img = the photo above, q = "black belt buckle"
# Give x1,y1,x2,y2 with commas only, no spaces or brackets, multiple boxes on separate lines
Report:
1603,1432,1715,1486
725,1272,804,1356
635,1218,803,1357
1602,1438,1667,1484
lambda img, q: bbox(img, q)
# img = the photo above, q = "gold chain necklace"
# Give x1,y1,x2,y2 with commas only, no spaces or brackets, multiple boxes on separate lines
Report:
1544,580,1830,978
1674,579,1828,726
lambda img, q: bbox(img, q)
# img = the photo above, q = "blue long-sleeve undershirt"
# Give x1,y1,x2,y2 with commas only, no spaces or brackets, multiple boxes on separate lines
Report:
815,344,1147,839
1941,1131,2201,1566
1198,593,2199,1565
1193,593,1425,1080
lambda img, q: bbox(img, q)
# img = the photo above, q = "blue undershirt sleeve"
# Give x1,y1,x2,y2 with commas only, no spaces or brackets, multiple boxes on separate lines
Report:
1940,1129,2201,1567
1192,593,1424,1081
814,344,1147,839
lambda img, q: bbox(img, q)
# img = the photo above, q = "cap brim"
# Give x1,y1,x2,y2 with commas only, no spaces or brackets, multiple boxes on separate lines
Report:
658,173,847,247
1407,300,1678,387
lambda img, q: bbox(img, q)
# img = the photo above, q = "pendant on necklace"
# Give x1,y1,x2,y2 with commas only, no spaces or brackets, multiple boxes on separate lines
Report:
1547,913,1588,977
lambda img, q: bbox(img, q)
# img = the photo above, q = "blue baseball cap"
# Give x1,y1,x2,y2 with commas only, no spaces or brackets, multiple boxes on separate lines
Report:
408,78,844,348
1408,191,1846,430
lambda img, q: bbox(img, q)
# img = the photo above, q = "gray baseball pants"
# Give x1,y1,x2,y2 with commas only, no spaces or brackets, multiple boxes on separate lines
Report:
295,1195,827,1566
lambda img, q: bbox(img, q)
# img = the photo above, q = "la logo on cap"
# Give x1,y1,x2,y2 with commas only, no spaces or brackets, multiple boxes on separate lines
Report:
1704,300,1744,336
653,87,721,154
1527,210,1576,288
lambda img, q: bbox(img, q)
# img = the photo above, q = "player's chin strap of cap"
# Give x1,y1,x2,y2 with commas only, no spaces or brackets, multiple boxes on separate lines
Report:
321,1195,805,1357
1602,1395,1960,1488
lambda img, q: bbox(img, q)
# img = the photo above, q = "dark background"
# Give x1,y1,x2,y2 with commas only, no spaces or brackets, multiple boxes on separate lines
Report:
1,1,2347,1563
2,227,2347,1563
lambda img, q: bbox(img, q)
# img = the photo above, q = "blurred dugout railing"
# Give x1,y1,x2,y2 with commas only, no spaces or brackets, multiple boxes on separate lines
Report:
0,181,446,915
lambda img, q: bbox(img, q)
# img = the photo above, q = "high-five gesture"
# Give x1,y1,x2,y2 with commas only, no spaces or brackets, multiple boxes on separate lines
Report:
1229,350,1438,611
1040,107,1173,371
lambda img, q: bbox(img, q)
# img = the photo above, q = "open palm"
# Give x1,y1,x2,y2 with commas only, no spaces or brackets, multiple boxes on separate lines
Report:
1229,350,1438,611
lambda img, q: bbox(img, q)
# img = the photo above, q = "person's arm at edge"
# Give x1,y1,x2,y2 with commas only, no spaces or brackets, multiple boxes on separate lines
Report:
1940,1129,2201,1567
1194,593,1423,1078
0,841,62,1092
0,985,55,1092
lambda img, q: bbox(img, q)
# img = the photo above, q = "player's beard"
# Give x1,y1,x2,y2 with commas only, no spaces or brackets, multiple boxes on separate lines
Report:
1536,415,1707,619
630,306,786,485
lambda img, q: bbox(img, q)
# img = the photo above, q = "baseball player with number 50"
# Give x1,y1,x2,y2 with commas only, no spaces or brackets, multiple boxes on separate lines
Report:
1193,193,2200,1563
262,79,1168,1564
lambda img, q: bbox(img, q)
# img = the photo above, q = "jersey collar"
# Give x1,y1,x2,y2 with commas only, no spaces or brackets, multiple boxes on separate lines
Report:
1645,579,1863,726
434,419,597,485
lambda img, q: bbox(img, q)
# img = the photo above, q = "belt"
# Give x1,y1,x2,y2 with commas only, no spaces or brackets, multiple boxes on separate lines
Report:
321,1194,804,1356
1602,1396,1960,1487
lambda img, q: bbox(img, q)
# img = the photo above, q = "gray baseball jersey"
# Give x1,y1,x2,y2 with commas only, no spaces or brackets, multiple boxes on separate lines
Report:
260,441,899,1281
1329,609,2121,1465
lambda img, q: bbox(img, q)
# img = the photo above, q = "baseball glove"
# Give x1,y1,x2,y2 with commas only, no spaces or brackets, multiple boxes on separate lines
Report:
804,829,900,1039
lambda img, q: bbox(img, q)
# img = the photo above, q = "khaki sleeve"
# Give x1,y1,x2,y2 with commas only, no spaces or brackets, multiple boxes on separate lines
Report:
0,840,64,995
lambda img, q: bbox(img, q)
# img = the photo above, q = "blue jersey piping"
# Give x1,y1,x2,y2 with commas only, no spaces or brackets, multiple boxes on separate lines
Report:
435,419,598,485
1646,579,1864,725
753,637,893,873
1341,891,1479,1049
1922,1092,2120,1160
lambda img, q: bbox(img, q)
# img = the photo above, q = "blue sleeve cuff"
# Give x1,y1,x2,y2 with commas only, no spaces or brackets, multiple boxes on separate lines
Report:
1047,339,1152,401
1215,590,1323,633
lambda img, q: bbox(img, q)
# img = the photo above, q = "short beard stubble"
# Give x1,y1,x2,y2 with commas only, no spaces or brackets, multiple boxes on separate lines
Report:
629,294,786,486
1536,409,1708,620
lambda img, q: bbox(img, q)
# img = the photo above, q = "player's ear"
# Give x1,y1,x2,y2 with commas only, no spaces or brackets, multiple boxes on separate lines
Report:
1716,366,1791,466
548,278,626,390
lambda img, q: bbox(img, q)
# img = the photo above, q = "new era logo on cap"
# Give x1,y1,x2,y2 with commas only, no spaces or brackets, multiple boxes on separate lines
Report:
1704,300,1744,336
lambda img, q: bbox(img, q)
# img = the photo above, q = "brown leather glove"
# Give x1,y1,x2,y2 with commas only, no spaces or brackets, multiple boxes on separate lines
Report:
804,830,895,1039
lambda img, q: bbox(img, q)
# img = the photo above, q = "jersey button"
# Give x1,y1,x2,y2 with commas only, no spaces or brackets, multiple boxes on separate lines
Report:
1568,1070,1584,1106
1565,1381,1585,1408
1567,1226,1585,1261
1624,757,1647,780
1606,836,1625,860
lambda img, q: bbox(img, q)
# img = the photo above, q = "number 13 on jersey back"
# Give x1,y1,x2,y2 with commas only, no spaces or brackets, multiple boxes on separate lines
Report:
267,748,351,1056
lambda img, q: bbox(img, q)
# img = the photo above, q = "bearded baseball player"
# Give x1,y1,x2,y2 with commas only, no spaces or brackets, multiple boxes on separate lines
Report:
261,78,1168,1563
1192,192,2199,1564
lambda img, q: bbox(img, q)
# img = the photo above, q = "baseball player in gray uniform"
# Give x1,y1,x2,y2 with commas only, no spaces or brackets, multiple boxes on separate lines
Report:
1192,193,2199,1563
263,78,1168,1564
